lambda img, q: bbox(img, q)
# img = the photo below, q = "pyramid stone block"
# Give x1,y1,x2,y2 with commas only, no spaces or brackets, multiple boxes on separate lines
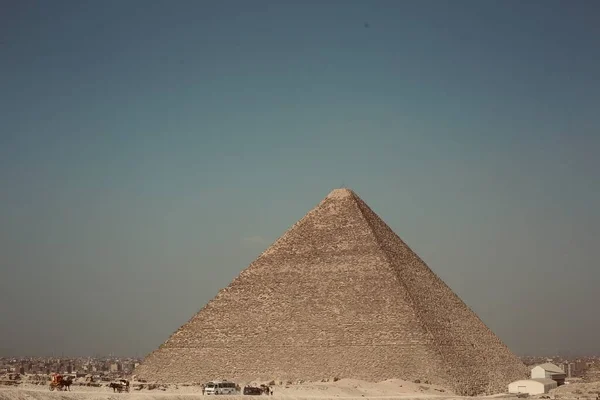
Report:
135,188,528,395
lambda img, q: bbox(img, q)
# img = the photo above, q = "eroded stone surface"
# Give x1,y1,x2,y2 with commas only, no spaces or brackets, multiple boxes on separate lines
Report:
135,188,528,395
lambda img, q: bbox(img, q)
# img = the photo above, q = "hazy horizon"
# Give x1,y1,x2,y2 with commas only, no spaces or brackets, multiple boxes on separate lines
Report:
1,0,599,358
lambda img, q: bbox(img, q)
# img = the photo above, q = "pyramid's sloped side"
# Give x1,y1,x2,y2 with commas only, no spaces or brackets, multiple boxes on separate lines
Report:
352,194,529,395
136,190,450,384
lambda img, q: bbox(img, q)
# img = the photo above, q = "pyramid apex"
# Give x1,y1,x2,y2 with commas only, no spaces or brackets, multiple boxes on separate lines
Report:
326,188,355,199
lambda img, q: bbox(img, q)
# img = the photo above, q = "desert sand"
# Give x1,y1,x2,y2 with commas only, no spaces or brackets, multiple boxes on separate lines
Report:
3,378,600,400
0,378,489,400
5,378,600,400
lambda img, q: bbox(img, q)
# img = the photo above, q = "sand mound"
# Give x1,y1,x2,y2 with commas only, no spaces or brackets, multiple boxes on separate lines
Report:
553,381,600,399
273,378,452,398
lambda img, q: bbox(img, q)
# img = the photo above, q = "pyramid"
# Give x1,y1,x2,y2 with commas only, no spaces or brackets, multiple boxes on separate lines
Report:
135,188,528,395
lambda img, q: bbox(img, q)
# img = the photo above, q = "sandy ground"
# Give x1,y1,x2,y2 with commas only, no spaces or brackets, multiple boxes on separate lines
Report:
0,379,475,400
552,381,600,399
3,379,599,400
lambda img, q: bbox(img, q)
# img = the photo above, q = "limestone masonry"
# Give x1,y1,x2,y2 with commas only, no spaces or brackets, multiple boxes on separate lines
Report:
135,188,528,395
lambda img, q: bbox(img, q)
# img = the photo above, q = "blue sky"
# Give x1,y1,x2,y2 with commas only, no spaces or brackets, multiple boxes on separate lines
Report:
0,0,599,357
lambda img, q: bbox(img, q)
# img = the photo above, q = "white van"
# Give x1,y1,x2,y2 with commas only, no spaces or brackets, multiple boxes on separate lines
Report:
204,381,239,395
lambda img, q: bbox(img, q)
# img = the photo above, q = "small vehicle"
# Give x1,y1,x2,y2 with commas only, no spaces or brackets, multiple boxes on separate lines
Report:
204,381,239,395
243,385,271,395
243,386,263,395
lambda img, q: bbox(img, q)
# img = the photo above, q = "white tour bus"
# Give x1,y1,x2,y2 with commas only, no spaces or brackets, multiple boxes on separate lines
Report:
204,380,239,395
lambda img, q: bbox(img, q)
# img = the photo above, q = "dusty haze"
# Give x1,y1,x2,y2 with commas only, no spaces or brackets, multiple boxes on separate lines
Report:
1,1,599,358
